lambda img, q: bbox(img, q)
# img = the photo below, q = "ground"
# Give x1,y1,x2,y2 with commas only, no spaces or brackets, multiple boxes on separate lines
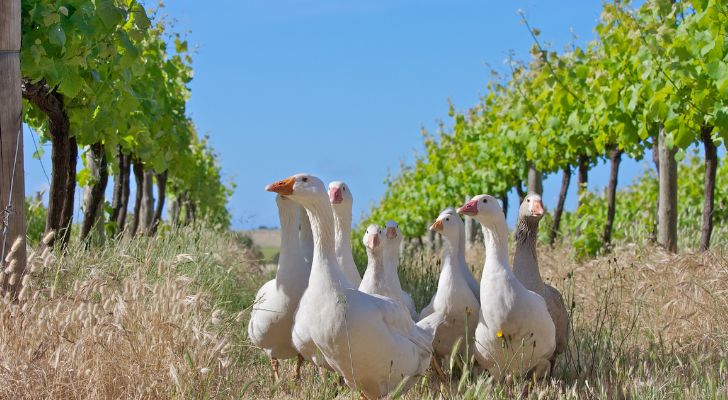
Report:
2,226,726,399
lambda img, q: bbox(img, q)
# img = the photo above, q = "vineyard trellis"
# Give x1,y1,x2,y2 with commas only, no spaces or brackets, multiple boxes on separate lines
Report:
16,0,233,251
361,0,727,255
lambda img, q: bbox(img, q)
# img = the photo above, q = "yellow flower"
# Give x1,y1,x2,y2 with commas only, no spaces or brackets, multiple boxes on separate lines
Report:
496,330,504,338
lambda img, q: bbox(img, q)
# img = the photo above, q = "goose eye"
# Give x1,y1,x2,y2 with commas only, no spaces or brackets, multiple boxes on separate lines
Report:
527,199,531,202
482,198,487,204
302,177,308,182
446,218,450,221
343,187,346,192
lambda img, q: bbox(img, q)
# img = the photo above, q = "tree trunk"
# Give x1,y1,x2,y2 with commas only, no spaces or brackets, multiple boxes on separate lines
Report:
602,147,623,250
500,192,508,217
110,148,125,232
140,169,154,234
527,163,543,195
650,136,660,243
0,0,27,297
129,159,144,237
80,142,108,242
657,125,678,253
550,165,571,246
21,80,75,248
515,181,526,204
700,126,717,251
151,171,167,234
115,153,131,235
169,196,180,226
576,154,589,209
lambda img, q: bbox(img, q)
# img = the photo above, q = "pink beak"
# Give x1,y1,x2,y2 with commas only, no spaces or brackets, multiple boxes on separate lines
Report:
367,233,380,248
457,199,479,216
531,199,544,217
329,187,343,204
386,227,397,239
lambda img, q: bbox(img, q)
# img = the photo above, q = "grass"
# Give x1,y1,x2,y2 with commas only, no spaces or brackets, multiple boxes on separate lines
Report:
259,246,280,264
1,225,727,399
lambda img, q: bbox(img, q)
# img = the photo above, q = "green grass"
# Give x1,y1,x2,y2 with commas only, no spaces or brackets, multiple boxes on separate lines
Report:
259,246,280,263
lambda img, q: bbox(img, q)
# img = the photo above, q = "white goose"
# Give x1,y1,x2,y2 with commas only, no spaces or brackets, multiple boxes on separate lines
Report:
382,221,418,319
360,223,415,318
328,181,362,287
267,174,440,399
513,194,569,369
248,195,310,380
457,195,555,380
419,209,480,370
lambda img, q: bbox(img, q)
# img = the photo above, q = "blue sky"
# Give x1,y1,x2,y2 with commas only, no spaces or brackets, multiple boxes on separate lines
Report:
23,0,660,230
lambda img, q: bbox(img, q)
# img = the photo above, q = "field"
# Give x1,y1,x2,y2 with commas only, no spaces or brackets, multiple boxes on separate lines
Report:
3,224,726,399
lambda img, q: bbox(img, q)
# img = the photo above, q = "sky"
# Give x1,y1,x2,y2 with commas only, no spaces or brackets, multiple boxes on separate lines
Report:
22,0,663,230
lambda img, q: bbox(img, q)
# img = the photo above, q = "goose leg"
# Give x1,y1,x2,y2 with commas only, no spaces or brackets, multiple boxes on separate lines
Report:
271,357,281,381
431,356,447,382
294,354,304,380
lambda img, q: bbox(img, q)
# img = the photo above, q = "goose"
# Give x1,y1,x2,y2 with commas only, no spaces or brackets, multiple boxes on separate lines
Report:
267,174,440,399
419,209,480,372
300,207,314,268
328,181,362,287
382,220,418,319
457,195,555,380
248,195,310,380
513,194,569,369
360,223,415,318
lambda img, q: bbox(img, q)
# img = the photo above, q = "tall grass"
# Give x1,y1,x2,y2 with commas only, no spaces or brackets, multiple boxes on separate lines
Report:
2,225,727,398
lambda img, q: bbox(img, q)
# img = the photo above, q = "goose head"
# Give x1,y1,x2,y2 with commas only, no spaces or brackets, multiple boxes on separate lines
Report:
518,193,545,222
266,174,327,206
429,209,462,241
328,181,353,208
456,194,503,226
383,220,403,249
362,224,383,252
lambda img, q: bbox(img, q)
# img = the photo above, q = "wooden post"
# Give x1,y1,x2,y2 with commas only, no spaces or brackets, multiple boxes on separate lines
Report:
657,125,678,253
0,0,27,296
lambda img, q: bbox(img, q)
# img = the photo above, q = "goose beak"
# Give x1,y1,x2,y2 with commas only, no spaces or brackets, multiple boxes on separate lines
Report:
266,176,296,195
531,199,544,217
366,233,380,248
429,220,444,232
457,199,478,216
386,227,397,239
329,187,343,204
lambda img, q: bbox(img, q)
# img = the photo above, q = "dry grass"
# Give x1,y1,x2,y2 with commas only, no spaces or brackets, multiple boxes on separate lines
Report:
0,226,263,399
1,226,727,399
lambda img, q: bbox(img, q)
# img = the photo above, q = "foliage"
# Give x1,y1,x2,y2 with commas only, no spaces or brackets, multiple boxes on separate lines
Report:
559,152,728,259
361,0,726,252
24,194,47,246
20,0,233,230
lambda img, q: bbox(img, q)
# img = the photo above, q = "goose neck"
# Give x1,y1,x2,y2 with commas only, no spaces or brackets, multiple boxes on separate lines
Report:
479,216,510,266
513,216,544,286
277,204,303,276
304,197,351,289
332,205,353,261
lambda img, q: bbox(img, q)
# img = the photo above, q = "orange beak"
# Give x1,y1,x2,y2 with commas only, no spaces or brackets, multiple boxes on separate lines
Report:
531,199,544,217
429,220,444,232
265,176,296,196
457,199,478,216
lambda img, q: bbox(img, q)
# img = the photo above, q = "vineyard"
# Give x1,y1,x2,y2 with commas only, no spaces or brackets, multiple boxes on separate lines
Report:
0,0,727,399
361,0,727,257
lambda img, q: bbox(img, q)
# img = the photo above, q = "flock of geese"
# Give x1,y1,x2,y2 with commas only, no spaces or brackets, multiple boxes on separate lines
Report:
248,173,569,399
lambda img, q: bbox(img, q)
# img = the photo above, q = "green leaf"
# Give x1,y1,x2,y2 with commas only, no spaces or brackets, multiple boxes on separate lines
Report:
58,69,84,99
95,0,124,29
48,24,66,47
